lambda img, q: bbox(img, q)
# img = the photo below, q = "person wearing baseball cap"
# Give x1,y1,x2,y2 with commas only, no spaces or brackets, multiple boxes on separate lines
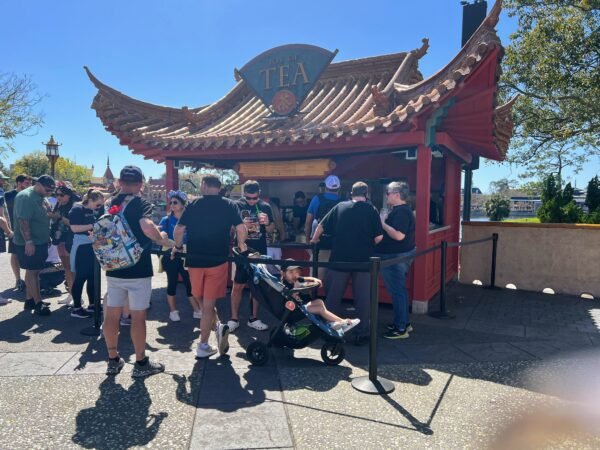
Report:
102,165,174,378
304,175,342,283
12,174,56,316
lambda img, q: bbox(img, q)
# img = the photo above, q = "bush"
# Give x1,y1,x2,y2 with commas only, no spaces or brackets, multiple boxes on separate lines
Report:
581,211,600,224
585,176,600,213
484,194,510,221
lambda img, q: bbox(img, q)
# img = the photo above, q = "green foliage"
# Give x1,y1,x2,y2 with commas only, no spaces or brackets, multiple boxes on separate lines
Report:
0,73,44,155
581,210,600,224
537,175,584,223
519,180,544,196
12,151,91,188
484,194,511,221
502,1,599,175
585,175,600,212
489,178,517,195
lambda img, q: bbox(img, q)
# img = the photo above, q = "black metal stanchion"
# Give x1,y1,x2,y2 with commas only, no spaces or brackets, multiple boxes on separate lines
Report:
490,233,498,288
311,243,320,297
429,241,455,319
351,257,395,395
81,258,102,337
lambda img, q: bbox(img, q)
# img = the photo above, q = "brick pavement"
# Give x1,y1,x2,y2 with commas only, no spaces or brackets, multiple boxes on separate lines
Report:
1,252,599,449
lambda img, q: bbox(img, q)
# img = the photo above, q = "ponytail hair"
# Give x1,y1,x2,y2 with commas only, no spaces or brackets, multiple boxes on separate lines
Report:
82,189,104,205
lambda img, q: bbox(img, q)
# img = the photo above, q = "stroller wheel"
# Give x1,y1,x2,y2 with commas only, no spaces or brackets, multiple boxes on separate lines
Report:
321,342,345,366
246,341,269,366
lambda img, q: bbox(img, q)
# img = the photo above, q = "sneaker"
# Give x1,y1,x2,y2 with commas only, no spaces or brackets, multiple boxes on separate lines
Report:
387,323,413,333
71,308,92,319
85,305,96,314
193,310,202,319
227,320,240,332
195,343,217,359
329,321,343,330
0,296,11,305
341,318,360,333
24,299,36,310
33,302,51,316
169,311,181,322
120,315,131,326
16,279,25,292
384,328,410,340
131,358,165,378
58,294,73,305
106,357,125,376
247,318,268,331
216,322,230,355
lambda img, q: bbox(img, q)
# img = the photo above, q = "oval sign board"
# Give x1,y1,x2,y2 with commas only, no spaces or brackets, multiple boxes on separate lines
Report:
235,44,337,117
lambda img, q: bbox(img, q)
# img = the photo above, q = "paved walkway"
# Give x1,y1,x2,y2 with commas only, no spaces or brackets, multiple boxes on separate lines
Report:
1,252,599,449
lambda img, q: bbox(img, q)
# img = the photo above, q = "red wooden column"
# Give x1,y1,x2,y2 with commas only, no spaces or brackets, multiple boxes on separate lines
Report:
444,156,462,276
165,160,179,191
412,145,432,313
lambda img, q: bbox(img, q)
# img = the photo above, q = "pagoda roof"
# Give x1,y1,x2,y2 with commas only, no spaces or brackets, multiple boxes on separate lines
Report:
86,0,513,163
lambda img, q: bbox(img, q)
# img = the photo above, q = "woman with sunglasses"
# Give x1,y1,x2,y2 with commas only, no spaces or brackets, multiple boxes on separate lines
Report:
159,190,200,322
68,189,105,318
49,182,78,304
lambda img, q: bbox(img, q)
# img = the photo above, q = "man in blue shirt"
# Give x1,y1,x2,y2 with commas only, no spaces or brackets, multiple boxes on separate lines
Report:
304,175,342,282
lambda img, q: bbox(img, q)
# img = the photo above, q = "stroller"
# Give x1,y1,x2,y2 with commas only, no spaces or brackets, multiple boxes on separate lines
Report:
233,248,346,366
39,245,66,295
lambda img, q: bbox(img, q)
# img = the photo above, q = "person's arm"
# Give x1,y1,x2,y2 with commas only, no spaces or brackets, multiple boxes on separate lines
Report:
304,213,314,238
70,224,93,233
304,197,318,237
140,217,174,248
310,223,324,244
235,223,248,252
0,216,13,239
19,218,36,256
173,224,186,251
374,234,384,244
299,275,322,286
381,221,406,241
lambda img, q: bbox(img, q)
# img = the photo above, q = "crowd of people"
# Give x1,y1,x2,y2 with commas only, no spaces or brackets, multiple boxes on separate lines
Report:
0,165,416,377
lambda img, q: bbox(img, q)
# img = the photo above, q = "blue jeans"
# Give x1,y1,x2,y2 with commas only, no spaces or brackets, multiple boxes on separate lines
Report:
377,249,416,331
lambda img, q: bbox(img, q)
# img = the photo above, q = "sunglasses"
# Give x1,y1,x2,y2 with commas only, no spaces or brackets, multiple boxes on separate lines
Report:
244,195,259,201
386,191,398,196
56,193,67,197
169,201,180,205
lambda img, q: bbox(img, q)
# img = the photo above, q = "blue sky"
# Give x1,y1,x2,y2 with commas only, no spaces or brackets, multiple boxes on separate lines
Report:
3,0,597,192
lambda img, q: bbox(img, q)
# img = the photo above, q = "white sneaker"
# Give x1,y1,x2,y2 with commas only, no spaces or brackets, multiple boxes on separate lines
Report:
247,319,268,331
341,318,360,333
216,322,230,355
227,320,240,333
0,296,11,305
169,310,181,322
195,343,217,359
193,310,202,319
58,294,73,305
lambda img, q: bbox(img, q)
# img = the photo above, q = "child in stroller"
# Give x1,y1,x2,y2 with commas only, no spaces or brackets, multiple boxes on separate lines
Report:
281,260,359,334
234,248,357,366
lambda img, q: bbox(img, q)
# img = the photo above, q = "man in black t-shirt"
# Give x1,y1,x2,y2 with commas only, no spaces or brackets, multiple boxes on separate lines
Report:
376,181,416,340
4,174,32,291
173,175,247,359
311,181,383,344
229,180,274,333
103,166,174,378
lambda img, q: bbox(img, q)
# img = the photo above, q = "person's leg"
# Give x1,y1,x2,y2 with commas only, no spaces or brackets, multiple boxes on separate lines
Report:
10,253,21,284
27,270,42,303
380,260,405,330
104,278,127,359
58,244,73,293
324,270,350,317
71,271,86,309
179,262,200,314
163,255,179,313
351,271,371,337
127,278,152,361
200,298,217,344
230,282,244,321
307,299,344,323
130,309,147,361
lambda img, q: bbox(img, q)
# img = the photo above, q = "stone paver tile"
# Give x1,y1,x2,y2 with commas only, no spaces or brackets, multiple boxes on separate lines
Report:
524,326,594,343
190,400,293,450
454,342,537,362
0,351,76,376
0,353,6,360
465,320,526,337
396,344,476,364
204,345,277,371
510,340,591,359
198,366,282,405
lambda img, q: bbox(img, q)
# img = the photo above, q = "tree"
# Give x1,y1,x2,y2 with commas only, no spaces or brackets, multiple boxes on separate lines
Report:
501,1,599,175
11,151,91,187
519,180,543,196
537,175,583,223
0,73,44,154
484,194,511,221
585,175,600,212
489,178,517,195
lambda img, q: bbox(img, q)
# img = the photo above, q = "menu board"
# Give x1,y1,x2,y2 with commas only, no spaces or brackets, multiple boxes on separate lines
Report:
238,159,334,178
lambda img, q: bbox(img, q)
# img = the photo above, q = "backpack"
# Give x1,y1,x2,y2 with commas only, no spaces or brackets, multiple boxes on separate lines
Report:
315,194,341,250
91,196,144,271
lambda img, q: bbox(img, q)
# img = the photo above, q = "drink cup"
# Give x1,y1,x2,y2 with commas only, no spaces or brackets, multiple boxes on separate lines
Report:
380,208,389,221
258,212,268,225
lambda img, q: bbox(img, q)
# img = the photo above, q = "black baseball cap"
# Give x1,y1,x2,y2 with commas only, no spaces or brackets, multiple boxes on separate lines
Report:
119,165,144,183
35,174,56,189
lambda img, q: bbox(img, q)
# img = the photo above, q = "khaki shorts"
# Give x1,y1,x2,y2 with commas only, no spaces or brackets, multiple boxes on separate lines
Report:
189,263,228,300
106,277,152,311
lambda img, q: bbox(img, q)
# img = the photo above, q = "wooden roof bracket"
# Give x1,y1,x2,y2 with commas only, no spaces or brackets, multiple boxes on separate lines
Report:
424,97,455,147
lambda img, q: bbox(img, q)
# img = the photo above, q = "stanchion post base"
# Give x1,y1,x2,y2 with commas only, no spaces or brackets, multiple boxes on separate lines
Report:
351,376,395,395
80,326,102,337
429,311,456,319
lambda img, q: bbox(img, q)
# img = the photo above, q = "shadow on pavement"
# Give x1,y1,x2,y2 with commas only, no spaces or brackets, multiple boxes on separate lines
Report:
72,377,167,450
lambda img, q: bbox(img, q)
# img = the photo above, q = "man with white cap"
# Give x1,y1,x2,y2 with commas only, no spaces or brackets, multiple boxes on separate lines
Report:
304,175,342,281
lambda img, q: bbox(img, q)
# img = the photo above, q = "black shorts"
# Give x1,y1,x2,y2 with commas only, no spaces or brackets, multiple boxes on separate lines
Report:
8,239,16,254
233,262,251,284
15,244,49,271
0,238,5,254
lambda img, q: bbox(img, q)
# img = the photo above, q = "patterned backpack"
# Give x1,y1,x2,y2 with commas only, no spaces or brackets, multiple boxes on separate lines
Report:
91,196,143,271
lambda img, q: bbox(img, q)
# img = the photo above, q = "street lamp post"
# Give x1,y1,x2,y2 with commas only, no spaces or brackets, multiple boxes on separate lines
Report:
43,135,61,178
